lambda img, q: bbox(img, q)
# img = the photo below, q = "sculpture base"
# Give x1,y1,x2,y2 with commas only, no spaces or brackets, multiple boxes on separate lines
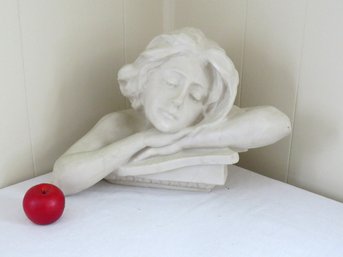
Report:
105,165,228,192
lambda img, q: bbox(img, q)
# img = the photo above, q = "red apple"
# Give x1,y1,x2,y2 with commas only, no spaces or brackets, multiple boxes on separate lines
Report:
23,183,65,225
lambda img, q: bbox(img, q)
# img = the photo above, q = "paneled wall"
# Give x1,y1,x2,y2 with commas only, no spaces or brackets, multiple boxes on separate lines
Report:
0,0,164,188
175,0,343,201
0,1,34,186
1,0,343,202
288,1,343,201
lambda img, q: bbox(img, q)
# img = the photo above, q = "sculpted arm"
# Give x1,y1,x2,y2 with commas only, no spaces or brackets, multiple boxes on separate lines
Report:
52,113,146,195
183,106,291,150
53,111,190,195
134,106,291,161
211,106,291,150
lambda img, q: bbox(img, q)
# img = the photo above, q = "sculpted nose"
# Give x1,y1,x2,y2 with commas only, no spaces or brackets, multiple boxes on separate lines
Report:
172,95,184,107
172,85,188,108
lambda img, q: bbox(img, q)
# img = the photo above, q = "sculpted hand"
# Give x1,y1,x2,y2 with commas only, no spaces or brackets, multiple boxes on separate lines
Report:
133,142,184,162
134,129,209,162
132,128,194,162
134,125,226,162
141,127,192,148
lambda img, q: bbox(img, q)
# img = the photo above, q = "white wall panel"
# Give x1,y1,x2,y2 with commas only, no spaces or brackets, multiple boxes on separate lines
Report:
2,0,343,202
174,0,247,105
19,0,126,175
239,0,307,181
0,1,34,187
125,0,164,64
288,0,343,201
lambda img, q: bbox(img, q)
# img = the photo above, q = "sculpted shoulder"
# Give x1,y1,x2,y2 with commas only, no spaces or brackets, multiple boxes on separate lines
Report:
62,109,145,156
94,109,146,144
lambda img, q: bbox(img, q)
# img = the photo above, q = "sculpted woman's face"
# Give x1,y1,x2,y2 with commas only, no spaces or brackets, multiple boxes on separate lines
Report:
142,55,210,133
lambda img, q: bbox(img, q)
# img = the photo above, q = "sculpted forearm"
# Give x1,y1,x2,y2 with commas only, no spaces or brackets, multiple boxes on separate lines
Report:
130,107,291,161
53,151,108,195
218,106,291,149
178,106,291,151
53,133,145,195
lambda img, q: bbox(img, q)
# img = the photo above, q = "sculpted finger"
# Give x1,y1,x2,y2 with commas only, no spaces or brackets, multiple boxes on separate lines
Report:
133,144,182,162
172,128,193,140
133,148,156,162
157,144,181,155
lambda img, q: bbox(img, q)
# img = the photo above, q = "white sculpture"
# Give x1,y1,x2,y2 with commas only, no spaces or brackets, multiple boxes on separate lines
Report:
52,28,291,195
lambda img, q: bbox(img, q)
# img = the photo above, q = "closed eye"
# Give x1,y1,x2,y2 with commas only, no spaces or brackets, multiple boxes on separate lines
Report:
190,91,205,102
189,84,206,102
163,70,182,87
166,80,179,87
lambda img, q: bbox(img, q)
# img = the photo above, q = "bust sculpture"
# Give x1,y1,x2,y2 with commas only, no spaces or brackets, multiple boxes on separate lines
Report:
52,28,291,195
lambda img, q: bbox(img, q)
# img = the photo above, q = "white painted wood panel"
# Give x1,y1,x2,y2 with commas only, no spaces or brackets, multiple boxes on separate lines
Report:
174,0,247,106
19,0,126,175
1,0,342,202
288,0,343,202
0,1,34,187
125,0,164,64
239,0,307,181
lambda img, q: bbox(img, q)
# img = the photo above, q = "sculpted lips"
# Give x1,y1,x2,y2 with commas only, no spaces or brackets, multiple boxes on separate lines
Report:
159,109,177,121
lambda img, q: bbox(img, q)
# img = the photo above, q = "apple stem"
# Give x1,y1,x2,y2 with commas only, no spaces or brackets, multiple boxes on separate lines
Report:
41,187,49,194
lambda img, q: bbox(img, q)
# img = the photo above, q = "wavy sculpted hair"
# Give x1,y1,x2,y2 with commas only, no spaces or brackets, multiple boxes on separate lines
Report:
117,28,239,128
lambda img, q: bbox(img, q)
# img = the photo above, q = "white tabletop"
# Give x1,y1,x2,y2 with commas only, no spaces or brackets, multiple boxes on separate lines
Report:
1,165,343,257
